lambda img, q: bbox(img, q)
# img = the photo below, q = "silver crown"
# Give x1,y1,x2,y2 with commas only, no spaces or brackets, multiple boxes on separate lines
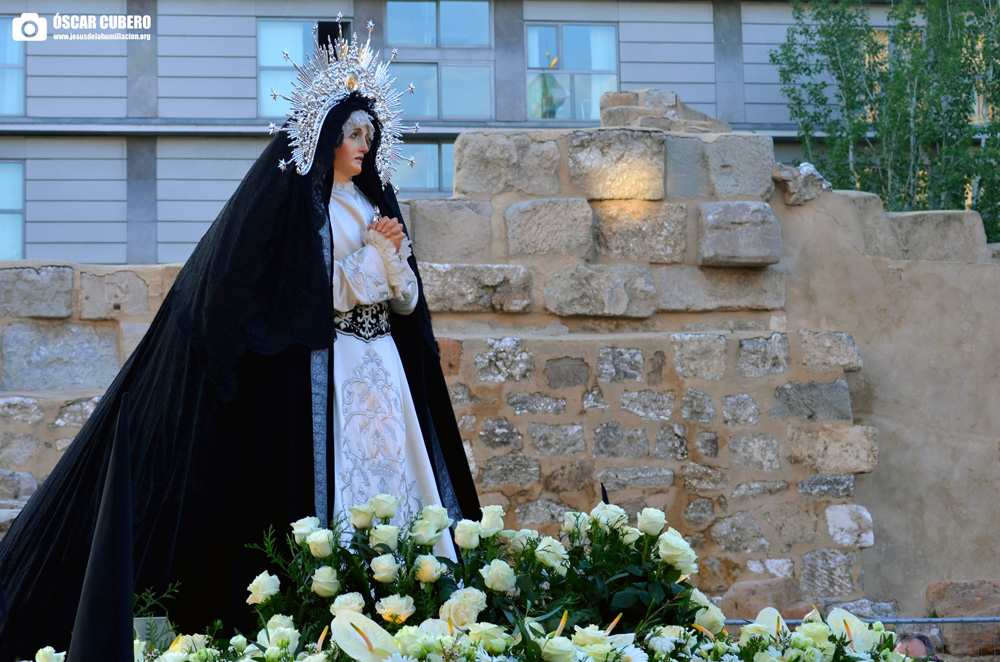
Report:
271,18,414,185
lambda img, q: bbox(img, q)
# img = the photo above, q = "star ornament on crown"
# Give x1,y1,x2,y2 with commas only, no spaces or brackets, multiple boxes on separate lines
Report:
271,16,415,186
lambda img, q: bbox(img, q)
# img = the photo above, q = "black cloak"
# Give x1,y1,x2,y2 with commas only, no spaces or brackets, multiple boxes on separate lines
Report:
0,93,480,659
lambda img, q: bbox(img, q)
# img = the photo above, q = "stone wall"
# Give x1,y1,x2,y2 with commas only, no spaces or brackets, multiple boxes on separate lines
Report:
3,90,999,615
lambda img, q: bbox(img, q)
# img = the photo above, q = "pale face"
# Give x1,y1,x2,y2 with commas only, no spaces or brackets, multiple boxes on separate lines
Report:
895,640,929,658
332,122,372,183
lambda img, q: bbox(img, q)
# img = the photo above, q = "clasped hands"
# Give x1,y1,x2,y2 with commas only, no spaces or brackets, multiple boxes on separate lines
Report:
369,216,405,254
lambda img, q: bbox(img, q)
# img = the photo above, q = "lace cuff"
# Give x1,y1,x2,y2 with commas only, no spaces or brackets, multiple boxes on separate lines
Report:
364,229,417,304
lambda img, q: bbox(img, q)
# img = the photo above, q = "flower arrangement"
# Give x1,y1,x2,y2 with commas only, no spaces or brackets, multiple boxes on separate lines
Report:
33,499,906,662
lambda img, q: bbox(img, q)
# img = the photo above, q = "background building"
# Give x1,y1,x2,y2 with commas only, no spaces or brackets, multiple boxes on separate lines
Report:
0,0,889,265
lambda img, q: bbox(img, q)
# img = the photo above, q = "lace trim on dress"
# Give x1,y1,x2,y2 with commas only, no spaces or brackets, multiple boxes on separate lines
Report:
364,229,414,301
335,301,391,341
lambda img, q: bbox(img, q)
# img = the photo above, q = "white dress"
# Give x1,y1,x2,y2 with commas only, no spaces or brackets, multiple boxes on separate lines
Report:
327,180,456,557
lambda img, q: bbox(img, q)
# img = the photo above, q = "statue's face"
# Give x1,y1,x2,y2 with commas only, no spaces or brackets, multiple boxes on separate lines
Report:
332,121,371,182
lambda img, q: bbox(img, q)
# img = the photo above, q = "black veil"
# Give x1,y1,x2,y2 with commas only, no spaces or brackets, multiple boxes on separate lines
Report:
0,93,479,659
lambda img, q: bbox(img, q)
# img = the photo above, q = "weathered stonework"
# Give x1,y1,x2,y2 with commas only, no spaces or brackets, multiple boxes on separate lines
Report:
1,323,119,390
544,357,589,389
0,396,44,425
773,502,818,545
670,334,727,380
597,347,644,382
826,504,874,548
682,462,730,494
409,200,492,262
478,417,522,449
481,452,540,488
680,389,715,423
544,265,657,317
505,198,595,258
769,379,853,421
711,511,770,554
656,267,786,312
583,386,609,410
665,133,775,199
684,498,715,527
737,334,790,378
698,201,781,267
453,131,560,196
592,201,686,264
620,389,674,420
0,433,42,469
80,270,150,320
544,460,595,492
730,433,781,471
798,474,855,498
531,423,585,456
723,394,759,428
800,548,858,598
798,330,863,372
422,264,532,313
694,432,719,457
120,322,150,360
785,425,878,474
52,396,101,428
593,421,649,458
598,465,674,492
568,129,665,200
731,480,789,502
0,266,73,318
474,338,533,382
772,162,832,206
655,424,689,461
507,392,566,415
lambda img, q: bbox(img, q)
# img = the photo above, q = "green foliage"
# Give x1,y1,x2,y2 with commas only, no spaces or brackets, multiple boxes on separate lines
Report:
771,0,1000,241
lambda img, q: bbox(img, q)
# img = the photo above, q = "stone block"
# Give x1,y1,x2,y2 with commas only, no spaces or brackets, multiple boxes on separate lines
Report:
448,383,477,406
531,423,585,456
670,334,726,381
599,90,640,110
544,357,589,389
826,504,874,547
737,334,790,377
422,264,532,313
478,418,522,449
798,330,863,372
680,389,715,423
80,271,150,320
785,425,878,474
597,347,644,382
698,201,781,267
120,322,150,360
620,389,674,420
515,499,569,525
568,129,665,200
481,452,540,488
600,105,665,126
798,474,855,498
926,580,1000,655
885,210,989,262
772,162,832,206
710,511,770,554
583,387,609,410
826,598,898,620
545,265,657,318
593,421,649,458
684,498,715,527
592,201,687,264
1,323,119,390
438,338,461,376
695,432,719,457
597,465,674,492
458,415,476,431
655,424,688,461
0,433,42,469
800,548,857,598
0,266,73,318
774,502,817,544
409,200,492,262
769,379,853,421
723,394,759,428
0,396,44,425
665,133,775,199
681,461,729,494
719,578,810,620
453,131,560,196
508,392,566,415
0,470,37,500
656,267,786,312
544,460,595,492
52,396,101,428
505,198,595,258
731,480,789,502
474,337,533,382
730,433,781,471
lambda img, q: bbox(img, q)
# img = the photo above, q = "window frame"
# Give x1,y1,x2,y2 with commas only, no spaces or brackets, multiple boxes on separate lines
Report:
385,0,493,49
394,140,455,194
0,160,26,260
395,61,495,121
524,21,620,121
0,17,26,116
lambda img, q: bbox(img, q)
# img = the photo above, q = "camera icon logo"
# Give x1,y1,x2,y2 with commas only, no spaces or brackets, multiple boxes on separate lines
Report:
12,13,48,41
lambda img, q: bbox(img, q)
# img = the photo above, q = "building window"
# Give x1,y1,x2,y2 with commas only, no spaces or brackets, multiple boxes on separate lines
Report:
0,162,24,259
0,18,26,115
526,23,617,121
395,141,454,193
386,1,490,47
258,20,350,118
394,63,492,119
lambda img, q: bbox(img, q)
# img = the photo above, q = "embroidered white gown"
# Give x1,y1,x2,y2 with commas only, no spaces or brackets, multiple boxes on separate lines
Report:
328,180,456,557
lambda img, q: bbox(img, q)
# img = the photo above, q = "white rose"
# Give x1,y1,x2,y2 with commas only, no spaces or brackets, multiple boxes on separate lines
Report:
301,655,328,662
656,528,698,575
370,493,401,519
572,624,608,646
695,603,726,635
479,559,516,592
246,571,281,605
541,636,577,662
395,625,423,656
420,505,454,531
291,516,320,544
264,646,283,662
35,647,66,662
439,587,487,628
561,511,590,536
257,624,299,653
454,519,482,549
348,504,375,530
590,502,629,531
311,565,341,598
371,553,399,583
306,528,335,558
467,622,510,654
534,536,569,575
331,592,366,614
376,594,417,624
637,508,667,536
510,528,539,553
229,635,248,653
370,524,400,552
415,554,447,583
266,614,295,632
622,526,642,545
411,519,443,546
583,642,615,662
479,505,506,536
